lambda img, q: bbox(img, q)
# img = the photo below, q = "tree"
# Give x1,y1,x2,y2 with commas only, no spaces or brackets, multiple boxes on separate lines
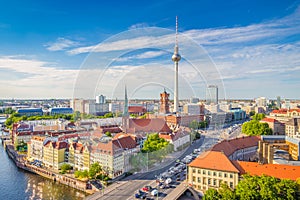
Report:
218,183,236,200
103,112,113,118
89,162,102,179
203,188,221,200
235,174,298,200
242,120,272,136
235,175,261,199
252,113,266,121
60,163,72,173
249,111,255,116
189,120,199,130
105,131,112,137
142,133,170,153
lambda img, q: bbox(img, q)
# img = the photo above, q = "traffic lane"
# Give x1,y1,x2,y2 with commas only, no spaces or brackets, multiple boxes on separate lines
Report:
100,180,153,200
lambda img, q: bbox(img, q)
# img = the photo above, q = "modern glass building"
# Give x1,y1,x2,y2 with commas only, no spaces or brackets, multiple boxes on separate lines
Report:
206,85,218,105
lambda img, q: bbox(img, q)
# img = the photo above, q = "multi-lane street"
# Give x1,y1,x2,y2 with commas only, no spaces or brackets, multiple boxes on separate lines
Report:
86,124,244,200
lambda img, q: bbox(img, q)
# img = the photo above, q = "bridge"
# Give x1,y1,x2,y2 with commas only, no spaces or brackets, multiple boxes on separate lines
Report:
164,182,201,200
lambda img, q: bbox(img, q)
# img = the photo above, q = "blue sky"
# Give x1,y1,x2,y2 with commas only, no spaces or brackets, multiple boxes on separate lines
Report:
0,0,299,100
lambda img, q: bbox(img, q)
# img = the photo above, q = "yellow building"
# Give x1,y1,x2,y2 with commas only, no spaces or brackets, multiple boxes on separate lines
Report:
188,151,240,192
69,142,90,171
43,141,68,170
28,136,45,162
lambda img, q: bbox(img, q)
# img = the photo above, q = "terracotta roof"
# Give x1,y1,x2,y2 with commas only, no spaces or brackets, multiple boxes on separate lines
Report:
288,109,300,113
113,135,137,149
32,136,45,142
189,151,240,173
129,118,171,133
261,118,277,123
159,131,189,142
128,106,146,113
235,161,300,181
211,136,260,157
271,109,288,114
100,125,122,133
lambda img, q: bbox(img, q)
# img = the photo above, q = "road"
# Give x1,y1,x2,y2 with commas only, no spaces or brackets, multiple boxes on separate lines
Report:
86,122,247,200
86,136,206,200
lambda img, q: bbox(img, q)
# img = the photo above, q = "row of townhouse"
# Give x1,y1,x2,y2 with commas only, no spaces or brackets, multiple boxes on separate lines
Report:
27,133,140,178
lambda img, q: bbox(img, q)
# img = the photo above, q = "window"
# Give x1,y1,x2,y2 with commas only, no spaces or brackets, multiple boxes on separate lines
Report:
203,170,206,175
198,170,201,174
219,172,222,177
213,171,216,176
224,173,227,178
203,177,206,184
208,178,211,185
230,182,233,188
192,168,196,173
193,176,196,182
230,173,233,178
198,177,201,183
213,179,217,186
208,171,211,175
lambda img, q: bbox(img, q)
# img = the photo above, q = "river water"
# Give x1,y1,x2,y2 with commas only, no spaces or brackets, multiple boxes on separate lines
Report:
0,131,87,200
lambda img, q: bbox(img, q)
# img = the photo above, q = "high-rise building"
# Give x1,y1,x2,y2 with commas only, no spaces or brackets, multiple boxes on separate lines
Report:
206,85,218,105
256,97,267,107
277,96,281,108
159,89,170,114
172,16,181,113
96,95,106,104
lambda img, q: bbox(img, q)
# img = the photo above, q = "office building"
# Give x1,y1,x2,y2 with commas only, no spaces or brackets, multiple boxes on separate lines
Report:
206,85,218,105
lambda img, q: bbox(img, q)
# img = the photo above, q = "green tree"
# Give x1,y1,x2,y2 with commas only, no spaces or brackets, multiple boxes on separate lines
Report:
235,175,261,199
105,131,112,137
189,120,199,130
252,113,266,121
142,133,170,153
203,188,221,200
218,183,236,200
249,110,255,116
242,120,272,136
60,163,72,173
103,112,114,118
89,162,102,179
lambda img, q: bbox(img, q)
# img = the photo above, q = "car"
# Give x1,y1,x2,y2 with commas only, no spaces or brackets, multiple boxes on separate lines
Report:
142,185,152,192
151,189,158,196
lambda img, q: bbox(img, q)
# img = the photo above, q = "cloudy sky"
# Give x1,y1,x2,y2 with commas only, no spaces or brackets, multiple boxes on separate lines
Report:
0,0,299,100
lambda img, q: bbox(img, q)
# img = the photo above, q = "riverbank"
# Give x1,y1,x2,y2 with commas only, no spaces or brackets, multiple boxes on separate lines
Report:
3,140,95,195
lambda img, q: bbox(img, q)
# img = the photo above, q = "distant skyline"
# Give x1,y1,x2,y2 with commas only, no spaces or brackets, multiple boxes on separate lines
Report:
0,0,299,100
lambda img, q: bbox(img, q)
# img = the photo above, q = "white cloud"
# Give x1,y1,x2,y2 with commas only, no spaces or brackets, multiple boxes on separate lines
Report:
129,23,149,29
0,56,78,98
45,37,80,51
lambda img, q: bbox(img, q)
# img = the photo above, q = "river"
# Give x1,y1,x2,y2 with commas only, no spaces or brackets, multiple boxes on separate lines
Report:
0,131,87,200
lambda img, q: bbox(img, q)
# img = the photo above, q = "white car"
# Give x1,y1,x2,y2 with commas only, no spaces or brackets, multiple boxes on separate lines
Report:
151,189,158,196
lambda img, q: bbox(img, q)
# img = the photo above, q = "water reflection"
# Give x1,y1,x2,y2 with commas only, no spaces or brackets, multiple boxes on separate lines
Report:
0,131,87,200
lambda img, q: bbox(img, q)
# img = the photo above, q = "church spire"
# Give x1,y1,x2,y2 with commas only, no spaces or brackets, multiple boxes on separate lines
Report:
123,85,129,117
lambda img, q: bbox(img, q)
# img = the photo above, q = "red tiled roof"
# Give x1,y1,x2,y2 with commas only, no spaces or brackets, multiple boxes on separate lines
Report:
189,151,240,173
211,136,260,157
235,161,300,181
289,109,300,113
113,135,137,149
129,118,171,133
271,109,287,114
261,118,277,123
128,106,146,113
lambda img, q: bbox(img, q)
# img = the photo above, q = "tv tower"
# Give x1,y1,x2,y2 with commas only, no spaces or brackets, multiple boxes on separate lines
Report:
172,16,181,113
